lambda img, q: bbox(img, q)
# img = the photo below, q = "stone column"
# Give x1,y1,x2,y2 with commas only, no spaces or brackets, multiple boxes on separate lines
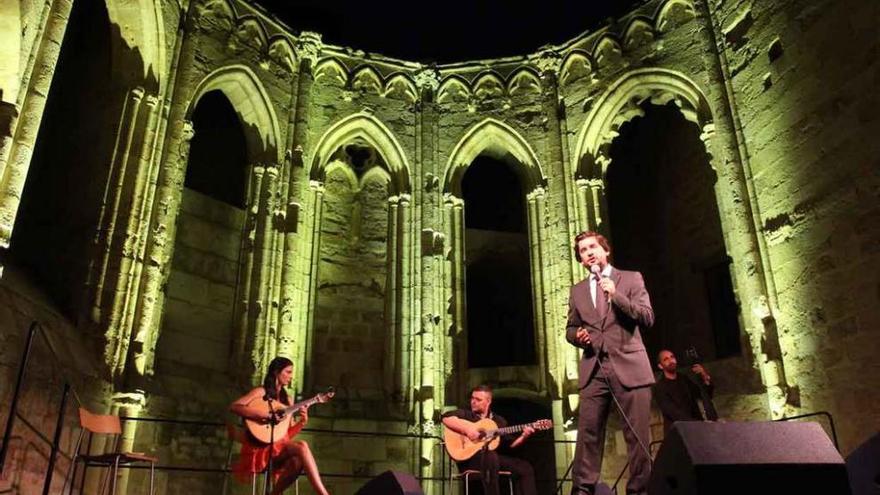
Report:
696,0,791,417
233,164,265,376
534,50,575,395
415,67,442,483
123,119,195,380
250,165,281,375
0,0,74,251
109,391,147,495
443,194,466,405
120,7,201,384
526,187,549,391
278,34,322,385
91,86,146,336
301,180,325,390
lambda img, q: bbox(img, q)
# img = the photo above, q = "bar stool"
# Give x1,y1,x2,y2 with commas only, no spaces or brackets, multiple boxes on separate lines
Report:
450,469,514,495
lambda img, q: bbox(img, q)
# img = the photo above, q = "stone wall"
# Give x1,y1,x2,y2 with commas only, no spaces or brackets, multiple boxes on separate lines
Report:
710,0,880,452
155,188,244,392
313,168,391,417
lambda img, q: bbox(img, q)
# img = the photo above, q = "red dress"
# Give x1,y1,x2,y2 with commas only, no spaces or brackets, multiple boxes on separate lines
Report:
231,421,306,483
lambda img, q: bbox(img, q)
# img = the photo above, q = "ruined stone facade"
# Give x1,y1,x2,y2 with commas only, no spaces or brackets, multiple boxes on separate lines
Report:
0,0,878,493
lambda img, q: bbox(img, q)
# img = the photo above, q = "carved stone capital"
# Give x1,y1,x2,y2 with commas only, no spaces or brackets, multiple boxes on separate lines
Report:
531,48,562,77
414,66,441,93
295,32,323,67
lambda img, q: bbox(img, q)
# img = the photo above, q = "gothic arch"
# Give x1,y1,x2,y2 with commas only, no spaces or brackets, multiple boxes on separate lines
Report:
310,112,412,194
232,16,269,52
655,0,697,33
473,71,506,100
105,0,166,87
572,67,713,178
188,65,282,163
560,50,593,86
437,76,472,104
268,37,297,72
623,17,656,49
314,58,349,86
352,66,383,95
443,118,545,196
383,73,418,102
507,68,542,97
592,35,623,68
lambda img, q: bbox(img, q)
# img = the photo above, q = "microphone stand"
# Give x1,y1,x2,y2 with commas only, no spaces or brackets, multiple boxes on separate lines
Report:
265,396,275,495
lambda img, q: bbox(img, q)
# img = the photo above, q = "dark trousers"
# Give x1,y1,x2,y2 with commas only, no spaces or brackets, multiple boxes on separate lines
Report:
571,361,651,495
458,449,537,495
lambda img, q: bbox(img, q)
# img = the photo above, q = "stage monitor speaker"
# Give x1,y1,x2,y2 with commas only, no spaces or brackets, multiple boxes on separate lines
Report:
846,431,880,495
354,470,423,495
648,421,851,495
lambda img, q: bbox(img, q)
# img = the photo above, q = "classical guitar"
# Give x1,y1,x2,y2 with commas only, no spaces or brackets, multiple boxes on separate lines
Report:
444,418,552,461
244,389,334,444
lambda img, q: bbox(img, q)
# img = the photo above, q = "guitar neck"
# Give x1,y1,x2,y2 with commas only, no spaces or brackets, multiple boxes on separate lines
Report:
283,396,319,414
494,423,532,436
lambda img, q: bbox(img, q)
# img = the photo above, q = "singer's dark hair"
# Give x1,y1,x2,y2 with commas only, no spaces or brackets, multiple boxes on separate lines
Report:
262,356,293,404
573,230,612,262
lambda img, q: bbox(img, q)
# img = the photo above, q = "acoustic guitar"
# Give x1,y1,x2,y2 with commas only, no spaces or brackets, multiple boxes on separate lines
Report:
444,418,552,461
244,389,334,444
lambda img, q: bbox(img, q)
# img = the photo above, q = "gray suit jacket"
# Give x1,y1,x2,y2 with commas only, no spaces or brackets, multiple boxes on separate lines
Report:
566,267,655,389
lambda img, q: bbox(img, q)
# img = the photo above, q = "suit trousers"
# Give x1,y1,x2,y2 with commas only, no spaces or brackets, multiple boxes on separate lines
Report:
570,358,651,495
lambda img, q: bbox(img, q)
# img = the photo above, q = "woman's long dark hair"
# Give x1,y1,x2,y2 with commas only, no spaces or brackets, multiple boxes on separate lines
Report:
262,356,293,404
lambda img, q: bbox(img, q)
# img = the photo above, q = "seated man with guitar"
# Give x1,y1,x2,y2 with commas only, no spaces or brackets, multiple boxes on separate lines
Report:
442,384,547,495
229,356,333,495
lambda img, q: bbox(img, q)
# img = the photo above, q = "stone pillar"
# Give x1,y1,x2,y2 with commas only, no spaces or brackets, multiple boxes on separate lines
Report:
535,50,576,397
109,391,147,495
301,180,325,390
696,0,791,417
123,119,195,381
278,34,322,388
246,164,282,377
385,196,401,396
0,0,74,251
102,7,202,385
443,194,466,405
91,86,146,340
415,67,441,483
526,187,550,391
233,164,265,377
117,93,166,379
396,193,414,410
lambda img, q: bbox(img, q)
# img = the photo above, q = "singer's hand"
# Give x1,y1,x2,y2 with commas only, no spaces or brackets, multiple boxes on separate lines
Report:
298,406,310,425
598,278,616,299
575,328,591,346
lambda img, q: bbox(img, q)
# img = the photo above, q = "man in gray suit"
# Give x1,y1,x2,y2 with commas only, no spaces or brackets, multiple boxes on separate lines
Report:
566,231,655,495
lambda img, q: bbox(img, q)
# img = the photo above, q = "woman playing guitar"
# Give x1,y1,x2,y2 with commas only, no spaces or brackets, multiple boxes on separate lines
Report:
229,356,331,495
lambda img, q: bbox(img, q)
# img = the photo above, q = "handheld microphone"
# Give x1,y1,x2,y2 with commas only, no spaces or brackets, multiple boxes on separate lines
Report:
590,264,611,307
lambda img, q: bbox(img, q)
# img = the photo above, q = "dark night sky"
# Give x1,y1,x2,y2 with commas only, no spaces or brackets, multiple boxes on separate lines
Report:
253,0,645,63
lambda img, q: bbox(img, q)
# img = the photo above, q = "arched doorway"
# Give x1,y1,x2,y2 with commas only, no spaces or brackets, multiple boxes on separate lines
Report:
605,102,740,362
462,155,535,368
154,90,248,386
